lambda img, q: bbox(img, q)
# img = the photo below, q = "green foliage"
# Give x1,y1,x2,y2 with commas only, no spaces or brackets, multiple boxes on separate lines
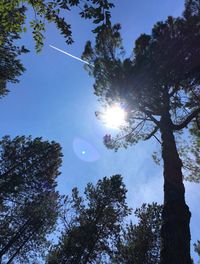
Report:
0,136,63,263
46,175,131,264
82,1,200,176
83,1,199,261
178,120,200,182
47,192,163,264
184,0,200,18
0,0,114,95
0,0,114,52
0,6,29,97
0,135,62,201
111,203,162,264
0,193,61,264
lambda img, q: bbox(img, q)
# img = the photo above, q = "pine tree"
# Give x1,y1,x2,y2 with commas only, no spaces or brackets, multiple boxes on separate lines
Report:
47,175,131,264
112,203,162,264
82,1,200,263
0,136,62,263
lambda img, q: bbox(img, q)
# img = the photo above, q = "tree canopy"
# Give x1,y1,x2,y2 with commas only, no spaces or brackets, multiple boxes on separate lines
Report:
47,175,130,264
112,203,162,264
0,0,114,96
0,136,62,263
83,8,200,154
0,0,114,51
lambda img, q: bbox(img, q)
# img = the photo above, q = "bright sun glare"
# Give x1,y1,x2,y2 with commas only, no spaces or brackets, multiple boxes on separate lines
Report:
102,104,126,129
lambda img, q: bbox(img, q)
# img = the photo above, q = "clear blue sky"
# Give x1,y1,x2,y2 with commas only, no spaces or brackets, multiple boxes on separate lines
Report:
1,0,200,261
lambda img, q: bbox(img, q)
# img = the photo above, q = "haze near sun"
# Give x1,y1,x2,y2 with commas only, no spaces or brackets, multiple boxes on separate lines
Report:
102,104,126,129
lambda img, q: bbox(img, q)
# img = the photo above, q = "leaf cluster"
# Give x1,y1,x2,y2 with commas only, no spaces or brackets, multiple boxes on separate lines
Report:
0,0,115,52
0,0,114,94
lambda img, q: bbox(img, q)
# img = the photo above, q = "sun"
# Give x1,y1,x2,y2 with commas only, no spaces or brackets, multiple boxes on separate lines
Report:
102,104,126,129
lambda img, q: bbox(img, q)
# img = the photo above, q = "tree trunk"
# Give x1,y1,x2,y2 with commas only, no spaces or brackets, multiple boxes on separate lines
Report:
6,232,33,264
0,219,30,258
160,110,192,264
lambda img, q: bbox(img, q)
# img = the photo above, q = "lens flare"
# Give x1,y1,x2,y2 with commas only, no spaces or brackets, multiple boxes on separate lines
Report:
102,104,126,129
73,138,100,162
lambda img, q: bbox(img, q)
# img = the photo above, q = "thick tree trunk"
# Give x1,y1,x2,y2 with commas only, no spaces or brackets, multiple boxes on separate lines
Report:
160,111,192,264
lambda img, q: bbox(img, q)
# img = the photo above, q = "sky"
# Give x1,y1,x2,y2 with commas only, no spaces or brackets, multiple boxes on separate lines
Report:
1,0,200,262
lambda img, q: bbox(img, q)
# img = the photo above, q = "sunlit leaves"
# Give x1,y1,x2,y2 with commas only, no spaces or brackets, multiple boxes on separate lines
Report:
0,0,114,93
0,0,114,52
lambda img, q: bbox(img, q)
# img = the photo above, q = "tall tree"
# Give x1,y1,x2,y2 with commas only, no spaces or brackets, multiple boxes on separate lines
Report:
111,203,162,264
0,192,61,264
46,175,131,264
82,1,200,263
0,136,62,263
0,0,114,95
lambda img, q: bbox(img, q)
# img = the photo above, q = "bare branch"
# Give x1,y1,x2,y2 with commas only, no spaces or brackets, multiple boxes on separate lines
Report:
153,134,162,144
143,109,160,127
144,126,159,140
173,108,200,130
113,121,144,143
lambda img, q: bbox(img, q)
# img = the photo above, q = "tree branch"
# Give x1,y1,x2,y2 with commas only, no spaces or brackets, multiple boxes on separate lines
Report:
113,120,145,143
173,108,200,130
144,126,159,140
143,109,160,127
169,84,179,97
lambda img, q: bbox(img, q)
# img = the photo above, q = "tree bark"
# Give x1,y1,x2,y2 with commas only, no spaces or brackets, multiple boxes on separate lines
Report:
160,110,192,264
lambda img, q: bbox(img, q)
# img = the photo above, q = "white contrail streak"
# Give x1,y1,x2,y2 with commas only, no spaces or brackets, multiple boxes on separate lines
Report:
49,45,94,67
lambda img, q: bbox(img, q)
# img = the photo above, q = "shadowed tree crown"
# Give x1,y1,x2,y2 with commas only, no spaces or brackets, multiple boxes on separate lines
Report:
0,136,63,263
112,203,162,264
47,175,131,264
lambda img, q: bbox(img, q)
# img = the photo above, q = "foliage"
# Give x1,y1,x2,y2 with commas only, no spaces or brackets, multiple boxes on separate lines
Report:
0,13,29,96
0,135,62,201
111,203,162,264
82,6,200,153
46,175,131,264
0,136,62,263
0,0,114,52
0,193,61,264
184,121,200,182
82,1,200,262
0,0,114,95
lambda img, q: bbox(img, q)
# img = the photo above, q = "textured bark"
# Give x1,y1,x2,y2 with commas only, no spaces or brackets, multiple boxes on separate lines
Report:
160,110,192,264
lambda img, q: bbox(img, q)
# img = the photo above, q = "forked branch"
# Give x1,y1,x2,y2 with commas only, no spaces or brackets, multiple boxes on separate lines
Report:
173,108,200,130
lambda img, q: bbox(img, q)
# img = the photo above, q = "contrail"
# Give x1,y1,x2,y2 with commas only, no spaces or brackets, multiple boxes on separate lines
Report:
49,45,94,67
